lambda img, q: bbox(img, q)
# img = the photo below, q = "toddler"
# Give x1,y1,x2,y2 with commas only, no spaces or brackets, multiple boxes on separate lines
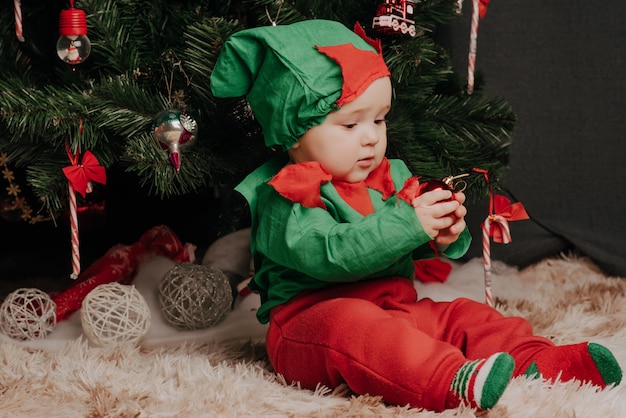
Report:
210,19,622,412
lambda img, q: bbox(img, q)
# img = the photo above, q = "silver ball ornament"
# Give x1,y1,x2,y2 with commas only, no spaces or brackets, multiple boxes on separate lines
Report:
153,109,198,172
158,263,233,330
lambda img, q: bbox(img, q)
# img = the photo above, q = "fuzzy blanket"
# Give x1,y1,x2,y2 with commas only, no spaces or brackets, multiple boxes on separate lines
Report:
0,254,625,417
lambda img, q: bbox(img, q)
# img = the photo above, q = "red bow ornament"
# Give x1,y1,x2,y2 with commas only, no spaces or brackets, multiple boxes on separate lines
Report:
480,194,529,307
62,150,107,197
479,0,490,19
483,194,529,243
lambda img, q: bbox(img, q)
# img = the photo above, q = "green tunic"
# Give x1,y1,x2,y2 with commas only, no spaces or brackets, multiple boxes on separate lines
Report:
236,156,471,323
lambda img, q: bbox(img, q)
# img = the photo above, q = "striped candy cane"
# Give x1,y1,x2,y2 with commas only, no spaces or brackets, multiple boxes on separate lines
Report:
68,183,80,279
14,0,24,42
482,216,493,306
467,0,480,94
482,214,512,306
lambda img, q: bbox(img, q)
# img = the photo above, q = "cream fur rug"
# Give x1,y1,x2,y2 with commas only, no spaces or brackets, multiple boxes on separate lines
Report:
1,254,625,417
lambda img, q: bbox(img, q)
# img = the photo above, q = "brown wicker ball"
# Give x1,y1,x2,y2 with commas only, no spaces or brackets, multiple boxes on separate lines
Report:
158,263,232,330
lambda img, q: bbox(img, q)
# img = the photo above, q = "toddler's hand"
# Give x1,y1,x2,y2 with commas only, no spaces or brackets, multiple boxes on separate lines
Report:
411,190,467,243
435,191,467,245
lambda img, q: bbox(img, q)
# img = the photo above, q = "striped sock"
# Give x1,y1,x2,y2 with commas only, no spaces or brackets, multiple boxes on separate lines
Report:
447,352,514,410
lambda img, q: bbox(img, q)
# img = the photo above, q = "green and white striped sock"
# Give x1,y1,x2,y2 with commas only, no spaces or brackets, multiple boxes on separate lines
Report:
447,352,514,410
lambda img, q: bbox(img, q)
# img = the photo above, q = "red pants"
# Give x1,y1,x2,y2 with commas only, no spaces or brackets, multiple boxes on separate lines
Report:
267,276,554,411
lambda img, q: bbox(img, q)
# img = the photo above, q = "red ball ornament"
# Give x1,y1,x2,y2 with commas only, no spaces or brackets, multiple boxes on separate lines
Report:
419,174,469,202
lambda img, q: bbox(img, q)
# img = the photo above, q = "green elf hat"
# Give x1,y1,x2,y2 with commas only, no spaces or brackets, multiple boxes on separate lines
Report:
210,19,390,151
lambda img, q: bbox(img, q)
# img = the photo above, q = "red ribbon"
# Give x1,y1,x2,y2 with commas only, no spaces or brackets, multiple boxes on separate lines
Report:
479,0,490,19
62,150,107,198
473,168,529,243
488,195,529,243
52,225,195,321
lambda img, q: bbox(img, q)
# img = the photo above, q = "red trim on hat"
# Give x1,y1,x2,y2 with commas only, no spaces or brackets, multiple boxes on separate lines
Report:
316,25,390,107
352,22,383,54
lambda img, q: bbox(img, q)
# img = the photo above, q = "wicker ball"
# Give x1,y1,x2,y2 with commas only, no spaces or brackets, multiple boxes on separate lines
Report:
80,282,151,347
158,263,232,330
0,288,57,341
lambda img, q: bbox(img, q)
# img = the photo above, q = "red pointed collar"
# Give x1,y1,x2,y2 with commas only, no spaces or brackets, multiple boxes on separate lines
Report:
268,158,396,211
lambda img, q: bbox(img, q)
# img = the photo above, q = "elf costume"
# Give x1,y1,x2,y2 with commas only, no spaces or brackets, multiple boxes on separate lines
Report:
211,19,621,412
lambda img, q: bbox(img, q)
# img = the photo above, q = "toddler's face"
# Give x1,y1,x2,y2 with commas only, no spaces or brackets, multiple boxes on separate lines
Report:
289,77,391,183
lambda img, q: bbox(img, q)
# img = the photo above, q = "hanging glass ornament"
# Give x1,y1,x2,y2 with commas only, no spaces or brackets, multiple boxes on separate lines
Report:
372,1,417,37
56,0,91,65
153,110,198,172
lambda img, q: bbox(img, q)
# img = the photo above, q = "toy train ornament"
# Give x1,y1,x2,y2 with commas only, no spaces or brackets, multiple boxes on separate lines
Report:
372,0,417,37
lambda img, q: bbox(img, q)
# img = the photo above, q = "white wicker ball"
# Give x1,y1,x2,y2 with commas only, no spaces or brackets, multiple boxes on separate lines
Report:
0,288,57,340
158,263,233,330
80,282,151,347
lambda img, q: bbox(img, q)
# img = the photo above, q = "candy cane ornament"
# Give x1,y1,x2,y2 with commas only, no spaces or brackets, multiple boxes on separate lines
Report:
482,217,493,306
14,0,24,42
467,0,480,94
62,129,107,279
62,150,107,279
466,0,491,94
68,182,80,279
482,214,512,306
474,168,528,306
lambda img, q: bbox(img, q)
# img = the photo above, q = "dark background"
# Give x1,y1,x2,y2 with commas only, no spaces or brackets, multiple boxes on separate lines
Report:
0,166,225,296
443,0,626,276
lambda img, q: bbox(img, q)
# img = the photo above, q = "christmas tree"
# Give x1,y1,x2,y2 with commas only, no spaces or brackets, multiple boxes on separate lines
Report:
0,0,514,257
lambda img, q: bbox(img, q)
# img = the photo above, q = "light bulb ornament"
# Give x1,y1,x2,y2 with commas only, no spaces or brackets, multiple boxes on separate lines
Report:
56,0,91,65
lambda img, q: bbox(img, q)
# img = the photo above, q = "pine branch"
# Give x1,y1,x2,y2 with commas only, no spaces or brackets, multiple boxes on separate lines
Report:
0,0,516,222
389,93,515,201
183,18,241,109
